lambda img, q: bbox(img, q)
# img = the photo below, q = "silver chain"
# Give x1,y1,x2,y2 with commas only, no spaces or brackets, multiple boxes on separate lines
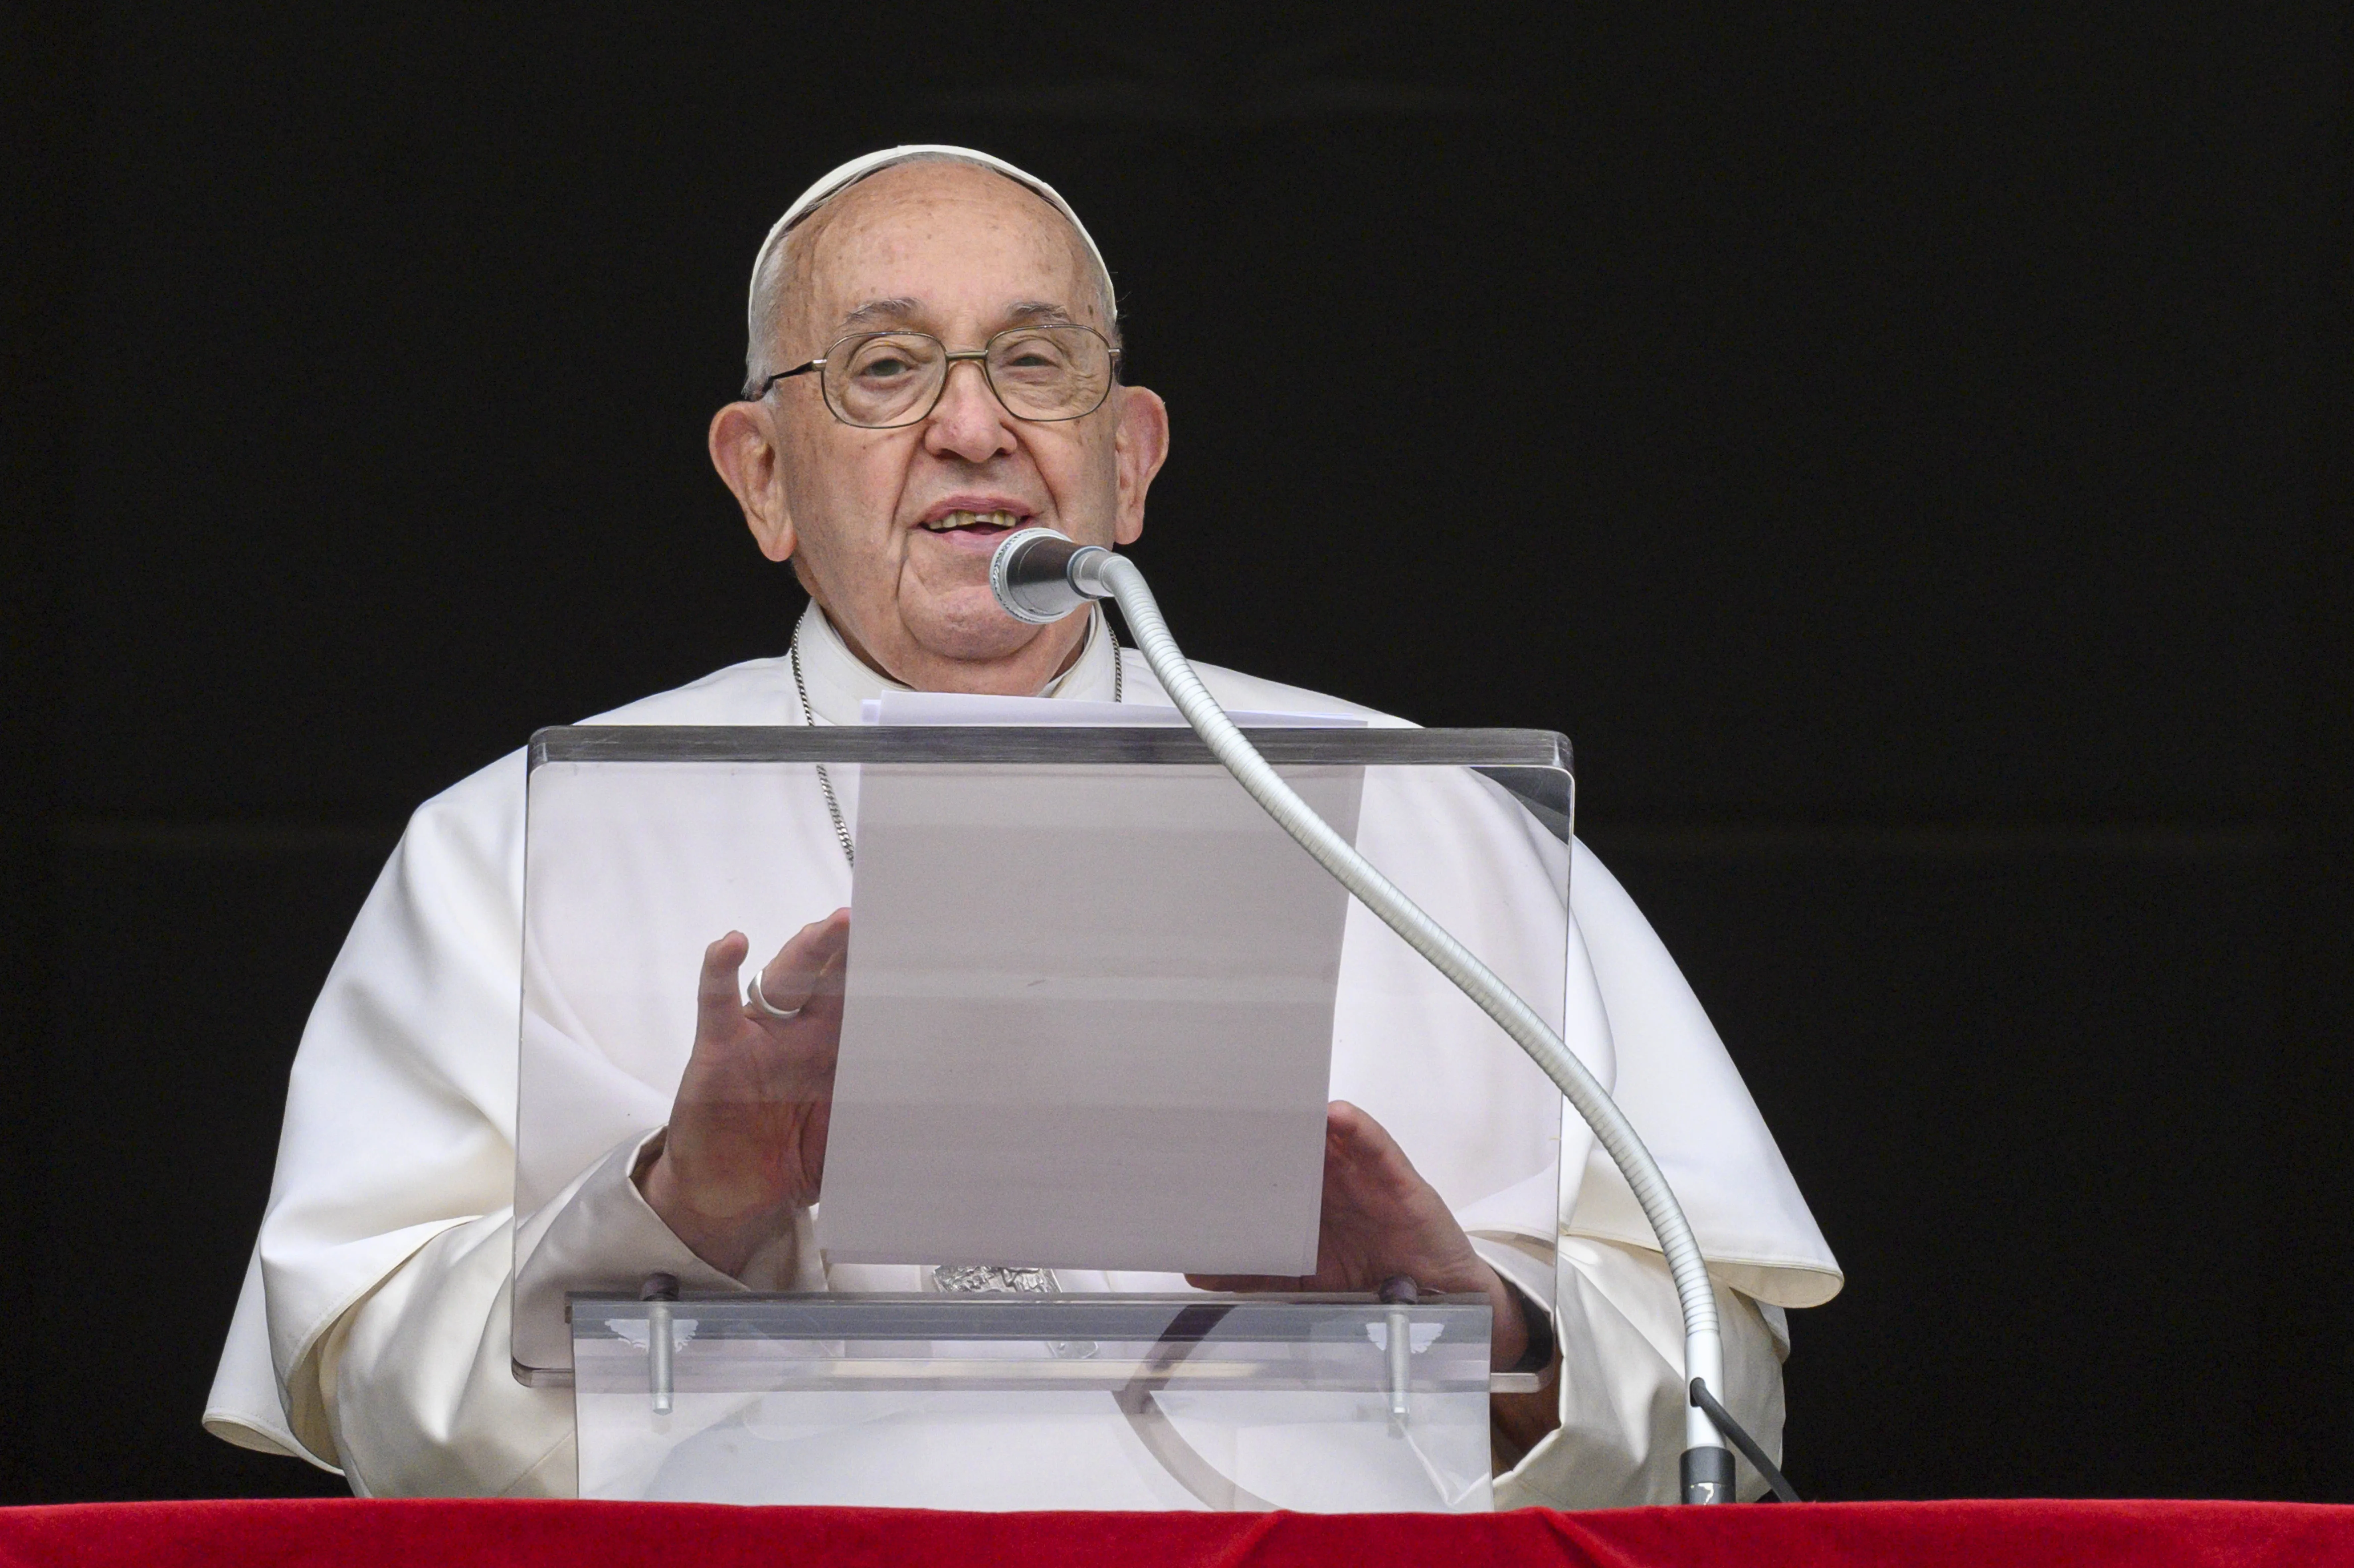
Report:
789,611,1121,872
790,629,858,869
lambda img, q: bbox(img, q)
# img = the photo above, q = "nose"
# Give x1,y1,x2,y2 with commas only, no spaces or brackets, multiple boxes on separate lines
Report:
921,358,1019,463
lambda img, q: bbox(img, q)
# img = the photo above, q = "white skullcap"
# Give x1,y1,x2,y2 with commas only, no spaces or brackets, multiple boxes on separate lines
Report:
746,145,1114,336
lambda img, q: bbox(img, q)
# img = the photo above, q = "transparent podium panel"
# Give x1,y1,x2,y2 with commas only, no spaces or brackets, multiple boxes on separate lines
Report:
515,725,1577,1406
572,1293,1496,1511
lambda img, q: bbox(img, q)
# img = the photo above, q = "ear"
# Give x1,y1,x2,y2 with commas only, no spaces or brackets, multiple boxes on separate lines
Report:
709,400,797,561
1110,384,1170,548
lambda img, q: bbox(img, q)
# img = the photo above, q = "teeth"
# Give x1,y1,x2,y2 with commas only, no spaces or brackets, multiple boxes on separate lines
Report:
923,509,1020,532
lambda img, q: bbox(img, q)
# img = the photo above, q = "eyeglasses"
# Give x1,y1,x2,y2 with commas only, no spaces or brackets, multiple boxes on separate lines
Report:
751,323,1120,429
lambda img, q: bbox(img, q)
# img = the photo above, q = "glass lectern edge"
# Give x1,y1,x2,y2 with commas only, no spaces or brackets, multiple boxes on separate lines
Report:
527,724,1573,774
562,1290,1494,1341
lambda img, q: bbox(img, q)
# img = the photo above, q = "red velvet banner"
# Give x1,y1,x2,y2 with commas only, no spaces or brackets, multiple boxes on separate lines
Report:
3,1498,2351,1567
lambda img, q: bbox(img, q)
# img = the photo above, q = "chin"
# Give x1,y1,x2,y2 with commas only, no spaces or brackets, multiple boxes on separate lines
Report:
910,589,1060,667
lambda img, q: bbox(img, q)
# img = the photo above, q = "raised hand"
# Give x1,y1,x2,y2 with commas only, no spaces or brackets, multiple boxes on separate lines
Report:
1185,1100,1531,1369
636,909,850,1277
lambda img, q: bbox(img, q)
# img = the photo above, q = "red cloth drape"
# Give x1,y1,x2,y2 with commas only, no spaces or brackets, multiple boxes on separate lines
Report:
3,1498,2351,1567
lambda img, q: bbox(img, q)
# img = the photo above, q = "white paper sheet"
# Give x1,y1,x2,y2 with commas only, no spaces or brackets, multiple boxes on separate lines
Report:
814,705,1367,1275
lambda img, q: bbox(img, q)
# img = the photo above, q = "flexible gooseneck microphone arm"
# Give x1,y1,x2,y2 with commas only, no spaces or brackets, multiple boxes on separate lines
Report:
991,527,1740,1504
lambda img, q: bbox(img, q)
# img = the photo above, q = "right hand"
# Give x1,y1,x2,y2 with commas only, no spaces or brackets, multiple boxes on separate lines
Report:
636,910,849,1276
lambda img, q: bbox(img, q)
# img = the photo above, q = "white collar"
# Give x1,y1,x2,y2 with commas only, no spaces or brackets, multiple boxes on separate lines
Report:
791,601,1118,726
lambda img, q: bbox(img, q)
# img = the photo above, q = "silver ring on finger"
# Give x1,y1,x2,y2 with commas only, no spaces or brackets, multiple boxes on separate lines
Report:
746,970,803,1020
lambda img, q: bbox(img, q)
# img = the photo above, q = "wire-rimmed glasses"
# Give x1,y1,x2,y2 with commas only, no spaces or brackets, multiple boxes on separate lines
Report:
751,323,1120,428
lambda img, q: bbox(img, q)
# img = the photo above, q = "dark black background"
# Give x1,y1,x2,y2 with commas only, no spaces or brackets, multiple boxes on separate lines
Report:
5,6,2348,1505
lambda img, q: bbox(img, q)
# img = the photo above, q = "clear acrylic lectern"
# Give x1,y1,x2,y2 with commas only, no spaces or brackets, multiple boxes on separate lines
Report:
514,725,1575,1512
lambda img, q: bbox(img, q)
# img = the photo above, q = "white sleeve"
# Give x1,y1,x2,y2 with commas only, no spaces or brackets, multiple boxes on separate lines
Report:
1495,1237,1790,1510
322,1130,822,1498
317,1209,572,1497
510,1129,824,1357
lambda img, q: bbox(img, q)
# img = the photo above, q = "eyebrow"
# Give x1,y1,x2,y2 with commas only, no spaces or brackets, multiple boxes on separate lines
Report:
837,297,923,331
1002,300,1083,327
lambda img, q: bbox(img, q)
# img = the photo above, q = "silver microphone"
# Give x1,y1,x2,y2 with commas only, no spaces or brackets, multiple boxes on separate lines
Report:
989,527,1116,623
981,523,1753,1502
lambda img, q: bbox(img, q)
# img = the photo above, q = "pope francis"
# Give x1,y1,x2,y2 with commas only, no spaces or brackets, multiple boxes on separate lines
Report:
204,145,1843,1507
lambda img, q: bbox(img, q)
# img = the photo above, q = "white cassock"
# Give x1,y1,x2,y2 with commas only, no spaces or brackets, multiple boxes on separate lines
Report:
204,602,1843,1506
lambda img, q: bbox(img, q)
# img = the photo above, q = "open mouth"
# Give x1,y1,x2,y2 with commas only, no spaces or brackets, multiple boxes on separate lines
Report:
919,508,1027,536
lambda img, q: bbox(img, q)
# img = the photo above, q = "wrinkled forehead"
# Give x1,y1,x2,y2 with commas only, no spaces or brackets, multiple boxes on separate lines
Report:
787,162,1109,338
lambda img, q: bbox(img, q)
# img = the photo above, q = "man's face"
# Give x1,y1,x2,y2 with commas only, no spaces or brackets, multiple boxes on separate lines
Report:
714,161,1168,693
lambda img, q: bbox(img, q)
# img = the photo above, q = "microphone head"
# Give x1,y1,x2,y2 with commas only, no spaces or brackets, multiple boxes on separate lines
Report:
990,527,1095,623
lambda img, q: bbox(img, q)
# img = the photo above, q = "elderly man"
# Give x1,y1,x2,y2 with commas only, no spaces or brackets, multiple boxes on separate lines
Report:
205,146,1840,1506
